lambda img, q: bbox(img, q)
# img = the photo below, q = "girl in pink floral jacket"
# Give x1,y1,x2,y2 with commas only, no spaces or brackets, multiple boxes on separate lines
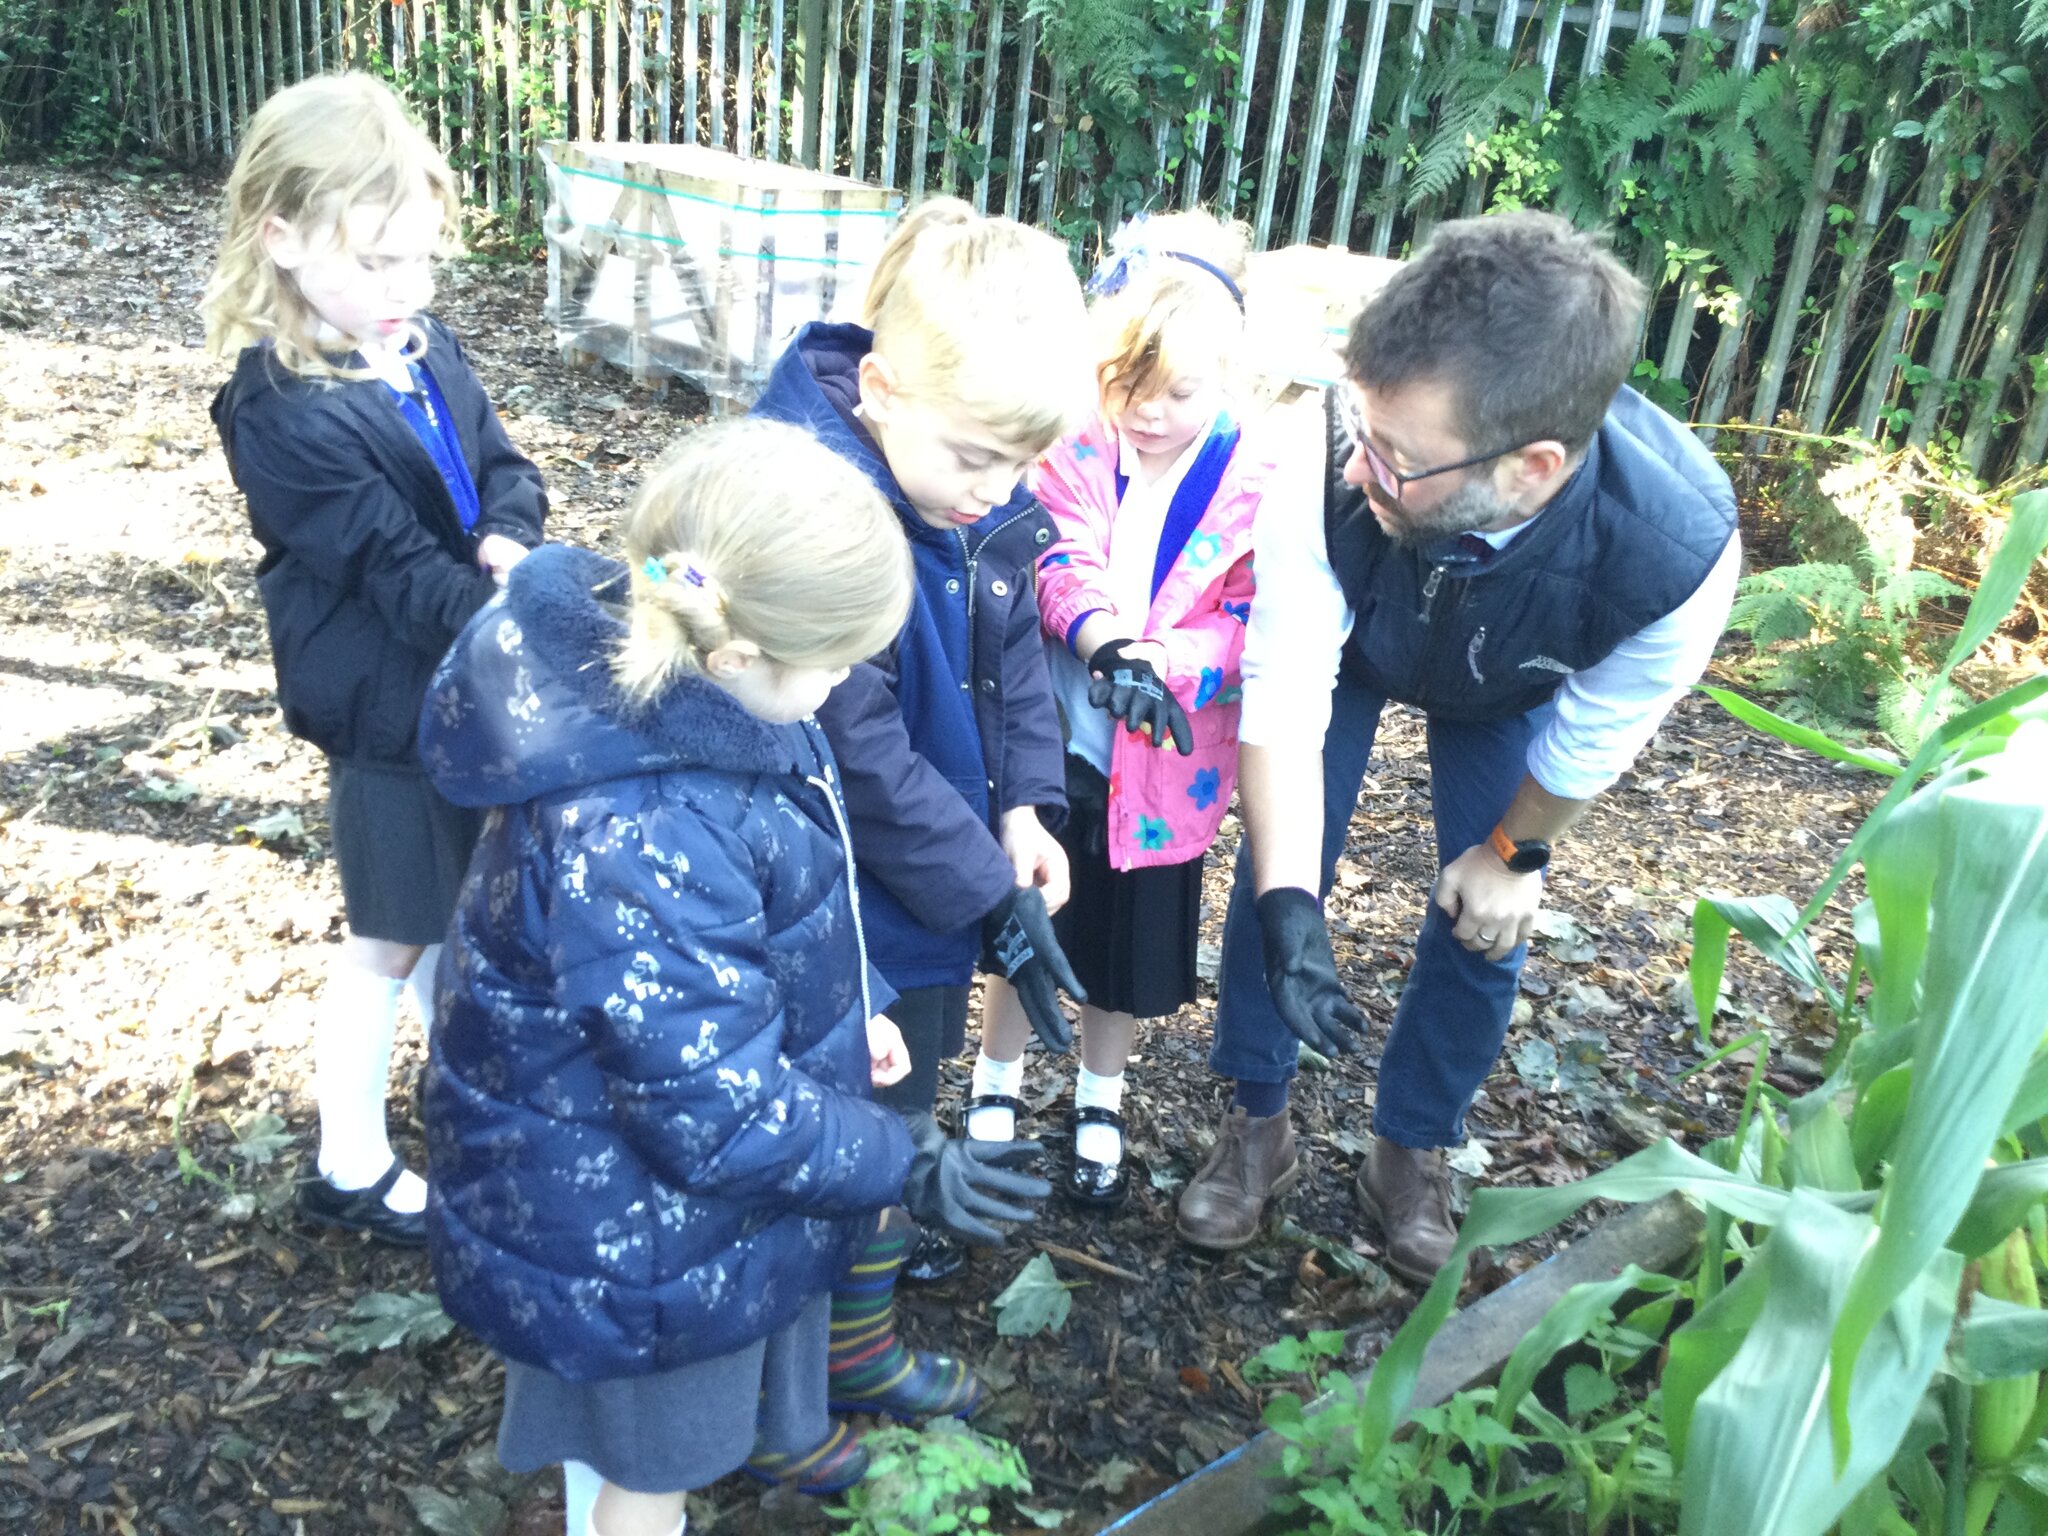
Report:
967,212,1276,1209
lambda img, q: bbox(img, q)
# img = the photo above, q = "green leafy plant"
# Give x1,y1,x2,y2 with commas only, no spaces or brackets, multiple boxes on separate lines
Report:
1720,436,2038,750
1025,0,1231,246
1247,1303,1679,1535
826,1419,1041,1536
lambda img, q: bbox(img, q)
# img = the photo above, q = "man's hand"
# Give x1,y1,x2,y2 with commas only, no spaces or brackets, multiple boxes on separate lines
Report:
1001,807,1071,914
982,886,1085,1053
898,1110,1050,1246
866,1015,911,1088
476,534,530,585
1255,887,1367,1055
1086,638,1193,756
1434,843,1543,963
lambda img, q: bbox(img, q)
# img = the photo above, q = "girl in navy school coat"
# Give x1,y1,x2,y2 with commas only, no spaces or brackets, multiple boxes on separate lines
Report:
203,73,546,1245
420,420,1046,1536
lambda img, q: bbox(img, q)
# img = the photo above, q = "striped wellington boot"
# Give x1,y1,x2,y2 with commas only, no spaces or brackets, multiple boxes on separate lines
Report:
742,1418,870,1496
826,1208,985,1420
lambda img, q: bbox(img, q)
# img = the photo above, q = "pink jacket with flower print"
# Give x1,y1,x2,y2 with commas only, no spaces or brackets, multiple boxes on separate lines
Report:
1034,414,1272,871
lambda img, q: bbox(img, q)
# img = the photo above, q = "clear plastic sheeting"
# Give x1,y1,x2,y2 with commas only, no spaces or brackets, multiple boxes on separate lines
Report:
541,141,903,403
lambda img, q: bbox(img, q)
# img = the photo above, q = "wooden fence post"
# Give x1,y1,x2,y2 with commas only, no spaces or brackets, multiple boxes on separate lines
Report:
795,0,822,167
1960,144,2048,476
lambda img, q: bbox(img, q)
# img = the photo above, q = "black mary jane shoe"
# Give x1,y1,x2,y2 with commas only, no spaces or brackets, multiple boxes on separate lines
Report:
298,1158,428,1247
1066,1106,1131,1210
900,1223,966,1285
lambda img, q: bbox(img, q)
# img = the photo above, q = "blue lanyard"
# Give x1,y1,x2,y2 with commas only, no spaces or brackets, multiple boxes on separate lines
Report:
390,361,482,532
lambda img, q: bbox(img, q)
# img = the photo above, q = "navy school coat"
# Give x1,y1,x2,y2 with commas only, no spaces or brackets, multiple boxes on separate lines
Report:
418,544,915,1381
749,324,1067,990
210,317,547,768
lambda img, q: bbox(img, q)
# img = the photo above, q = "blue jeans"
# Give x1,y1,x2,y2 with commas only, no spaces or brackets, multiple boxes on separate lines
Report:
1210,675,1550,1149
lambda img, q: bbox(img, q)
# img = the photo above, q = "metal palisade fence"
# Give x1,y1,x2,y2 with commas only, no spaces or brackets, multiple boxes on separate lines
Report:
5,0,2045,482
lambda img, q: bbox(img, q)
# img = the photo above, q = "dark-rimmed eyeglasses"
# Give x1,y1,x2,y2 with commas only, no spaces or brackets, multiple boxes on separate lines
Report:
1335,387,1532,506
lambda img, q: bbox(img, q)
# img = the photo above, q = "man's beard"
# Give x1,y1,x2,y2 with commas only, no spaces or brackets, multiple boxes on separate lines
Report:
1382,477,1516,547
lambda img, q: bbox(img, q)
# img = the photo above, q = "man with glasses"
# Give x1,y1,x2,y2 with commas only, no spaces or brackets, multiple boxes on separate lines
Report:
1175,212,1740,1280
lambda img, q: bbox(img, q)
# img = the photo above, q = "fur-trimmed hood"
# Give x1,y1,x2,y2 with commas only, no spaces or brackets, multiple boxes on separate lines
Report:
419,542,814,808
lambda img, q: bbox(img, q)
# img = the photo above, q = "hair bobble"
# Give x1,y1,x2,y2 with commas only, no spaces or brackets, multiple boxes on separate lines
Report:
642,556,710,588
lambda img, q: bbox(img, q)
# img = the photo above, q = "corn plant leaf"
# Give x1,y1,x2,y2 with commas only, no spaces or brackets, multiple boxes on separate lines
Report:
1664,1259,1772,1468
1849,1065,1912,1180
1793,676,2048,933
1690,893,1840,1038
1342,1138,1841,1475
1859,776,1943,1034
1929,490,2048,685
2001,1055,2048,1138
1947,1159,2048,1261
1490,1265,1682,1433
1696,686,1902,777
1829,738,2048,1468
1787,1094,1861,1193
1682,1193,1959,1536
1957,1295,2048,1381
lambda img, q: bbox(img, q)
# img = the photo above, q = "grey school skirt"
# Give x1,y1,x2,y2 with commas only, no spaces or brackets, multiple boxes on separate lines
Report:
495,1292,831,1492
326,758,483,945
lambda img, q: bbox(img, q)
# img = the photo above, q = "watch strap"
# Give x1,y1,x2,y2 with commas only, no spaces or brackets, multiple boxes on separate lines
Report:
1488,823,1519,866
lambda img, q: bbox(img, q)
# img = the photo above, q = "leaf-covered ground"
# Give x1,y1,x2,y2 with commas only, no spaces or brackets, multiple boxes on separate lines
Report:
0,165,1875,1536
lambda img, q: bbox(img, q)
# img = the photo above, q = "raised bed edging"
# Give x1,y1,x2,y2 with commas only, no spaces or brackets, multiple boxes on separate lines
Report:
1097,1194,1706,1536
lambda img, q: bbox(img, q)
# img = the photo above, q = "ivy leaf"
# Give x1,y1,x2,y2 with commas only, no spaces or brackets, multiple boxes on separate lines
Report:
993,1253,1072,1338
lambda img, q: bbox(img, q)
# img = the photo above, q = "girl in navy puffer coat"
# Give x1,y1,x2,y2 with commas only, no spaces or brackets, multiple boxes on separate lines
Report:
421,422,932,1536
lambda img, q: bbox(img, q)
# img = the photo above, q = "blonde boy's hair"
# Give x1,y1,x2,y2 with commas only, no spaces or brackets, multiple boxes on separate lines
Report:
614,419,913,704
862,197,1092,454
1092,210,1251,412
202,72,460,379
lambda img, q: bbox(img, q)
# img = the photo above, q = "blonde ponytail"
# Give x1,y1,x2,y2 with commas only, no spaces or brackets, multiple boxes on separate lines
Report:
613,420,913,704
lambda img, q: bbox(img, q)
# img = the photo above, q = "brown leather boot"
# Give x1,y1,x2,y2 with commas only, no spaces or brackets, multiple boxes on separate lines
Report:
1355,1137,1460,1285
1175,1107,1299,1250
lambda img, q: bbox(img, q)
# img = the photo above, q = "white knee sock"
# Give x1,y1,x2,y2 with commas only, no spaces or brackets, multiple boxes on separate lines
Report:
313,957,425,1212
589,1520,684,1536
405,942,443,1031
562,1460,602,1536
966,1052,1026,1140
1074,1067,1126,1166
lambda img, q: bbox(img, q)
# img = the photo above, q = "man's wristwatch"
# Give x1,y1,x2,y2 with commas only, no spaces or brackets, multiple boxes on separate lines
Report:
1488,824,1551,874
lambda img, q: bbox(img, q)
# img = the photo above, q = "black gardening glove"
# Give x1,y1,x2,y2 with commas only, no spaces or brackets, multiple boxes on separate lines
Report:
1256,887,1368,1056
899,1110,1051,1245
1086,638,1194,756
982,885,1086,1054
